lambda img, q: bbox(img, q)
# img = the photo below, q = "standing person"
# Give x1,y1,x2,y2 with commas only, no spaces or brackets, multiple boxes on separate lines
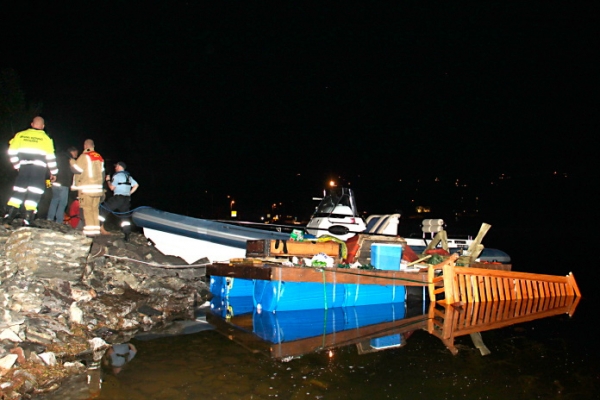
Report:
71,139,104,237
99,161,139,241
47,146,79,223
2,116,58,226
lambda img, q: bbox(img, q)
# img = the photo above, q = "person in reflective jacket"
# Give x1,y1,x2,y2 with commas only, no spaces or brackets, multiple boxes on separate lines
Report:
71,139,105,237
3,116,58,226
99,161,139,241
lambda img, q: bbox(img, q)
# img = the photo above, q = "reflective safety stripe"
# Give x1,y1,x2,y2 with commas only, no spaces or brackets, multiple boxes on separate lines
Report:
86,157,94,178
84,225,101,236
98,215,106,222
9,147,48,156
73,184,104,194
121,221,131,227
27,186,45,195
72,164,84,173
12,186,27,193
19,159,49,168
24,200,38,210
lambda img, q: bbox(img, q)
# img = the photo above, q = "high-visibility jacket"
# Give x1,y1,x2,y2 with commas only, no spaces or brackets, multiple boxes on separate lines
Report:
7,128,58,174
71,149,105,195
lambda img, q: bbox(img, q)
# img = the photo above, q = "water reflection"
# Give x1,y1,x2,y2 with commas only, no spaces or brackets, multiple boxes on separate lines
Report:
102,343,138,375
207,295,580,360
38,295,585,400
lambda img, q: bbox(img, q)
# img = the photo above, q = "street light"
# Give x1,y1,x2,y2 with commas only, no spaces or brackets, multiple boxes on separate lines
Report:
230,200,236,218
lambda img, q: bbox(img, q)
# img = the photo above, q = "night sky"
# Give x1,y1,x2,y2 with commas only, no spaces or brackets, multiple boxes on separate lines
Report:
0,1,595,222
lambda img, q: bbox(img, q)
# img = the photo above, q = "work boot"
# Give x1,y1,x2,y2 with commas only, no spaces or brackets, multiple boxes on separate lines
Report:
123,232,130,242
23,210,35,226
2,206,19,227
100,225,111,235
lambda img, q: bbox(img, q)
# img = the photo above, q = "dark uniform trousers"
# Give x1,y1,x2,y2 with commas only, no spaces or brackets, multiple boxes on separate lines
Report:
101,195,132,234
8,164,47,212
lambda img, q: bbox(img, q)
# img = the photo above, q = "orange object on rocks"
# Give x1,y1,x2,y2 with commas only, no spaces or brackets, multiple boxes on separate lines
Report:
65,199,80,229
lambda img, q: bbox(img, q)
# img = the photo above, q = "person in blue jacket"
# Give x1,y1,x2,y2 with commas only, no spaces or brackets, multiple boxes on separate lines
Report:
99,161,139,240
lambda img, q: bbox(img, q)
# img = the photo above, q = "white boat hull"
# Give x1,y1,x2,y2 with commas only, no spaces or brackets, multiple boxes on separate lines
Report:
142,228,247,264
132,208,290,264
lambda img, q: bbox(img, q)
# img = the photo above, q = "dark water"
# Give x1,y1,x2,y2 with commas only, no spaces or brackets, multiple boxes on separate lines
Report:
41,215,599,400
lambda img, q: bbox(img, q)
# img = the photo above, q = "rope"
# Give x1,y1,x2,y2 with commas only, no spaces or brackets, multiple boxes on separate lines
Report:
99,204,154,216
319,267,438,285
318,268,328,310
102,254,209,269
321,307,328,349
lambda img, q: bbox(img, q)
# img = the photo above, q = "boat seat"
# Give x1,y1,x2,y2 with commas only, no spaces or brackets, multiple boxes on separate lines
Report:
375,214,400,235
365,215,384,232
422,219,445,239
366,214,400,235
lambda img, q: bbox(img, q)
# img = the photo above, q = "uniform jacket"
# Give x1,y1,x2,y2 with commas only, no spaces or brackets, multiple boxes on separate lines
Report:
71,149,105,195
53,150,77,187
7,128,58,174
111,171,138,196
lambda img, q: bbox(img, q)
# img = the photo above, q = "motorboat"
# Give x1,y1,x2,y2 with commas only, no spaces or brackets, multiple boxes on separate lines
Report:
306,187,510,263
132,187,510,264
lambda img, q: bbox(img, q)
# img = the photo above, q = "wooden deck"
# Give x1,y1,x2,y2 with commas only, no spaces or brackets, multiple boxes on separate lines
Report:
206,261,435,287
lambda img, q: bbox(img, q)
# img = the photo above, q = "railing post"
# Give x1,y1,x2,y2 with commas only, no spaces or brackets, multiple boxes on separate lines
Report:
443,263,456,304
428,265,436,302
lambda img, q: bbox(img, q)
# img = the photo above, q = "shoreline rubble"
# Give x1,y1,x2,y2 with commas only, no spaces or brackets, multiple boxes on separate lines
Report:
0,220,211,399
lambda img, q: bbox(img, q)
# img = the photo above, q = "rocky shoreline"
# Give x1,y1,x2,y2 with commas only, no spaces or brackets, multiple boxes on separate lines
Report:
0,221,211,399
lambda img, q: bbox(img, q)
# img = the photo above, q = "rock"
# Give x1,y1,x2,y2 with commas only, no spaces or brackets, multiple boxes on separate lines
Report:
13,369,37,393
137,304,162,316
28,352,44,364
38,352,57,366
88,337,108,352
63,361,86,373
19,341,46,355
24,315,71,345
69,302,83,324
0,329,22,342
4,227,91,282
0,310,25,329
0,353,18,370
9,347,26,364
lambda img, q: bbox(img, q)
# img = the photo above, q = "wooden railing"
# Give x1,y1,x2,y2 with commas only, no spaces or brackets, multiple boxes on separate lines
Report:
427,255,581,304
426,296,580,355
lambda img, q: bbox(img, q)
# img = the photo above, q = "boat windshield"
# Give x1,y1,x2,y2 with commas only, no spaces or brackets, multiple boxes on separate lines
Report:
312,188,360,218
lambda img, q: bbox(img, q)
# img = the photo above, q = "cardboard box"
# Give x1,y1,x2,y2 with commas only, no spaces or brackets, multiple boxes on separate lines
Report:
246,239,341,258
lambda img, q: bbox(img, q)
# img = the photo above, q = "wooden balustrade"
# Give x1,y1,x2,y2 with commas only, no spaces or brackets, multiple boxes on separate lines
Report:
426,295,580,355
427,259,581,304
